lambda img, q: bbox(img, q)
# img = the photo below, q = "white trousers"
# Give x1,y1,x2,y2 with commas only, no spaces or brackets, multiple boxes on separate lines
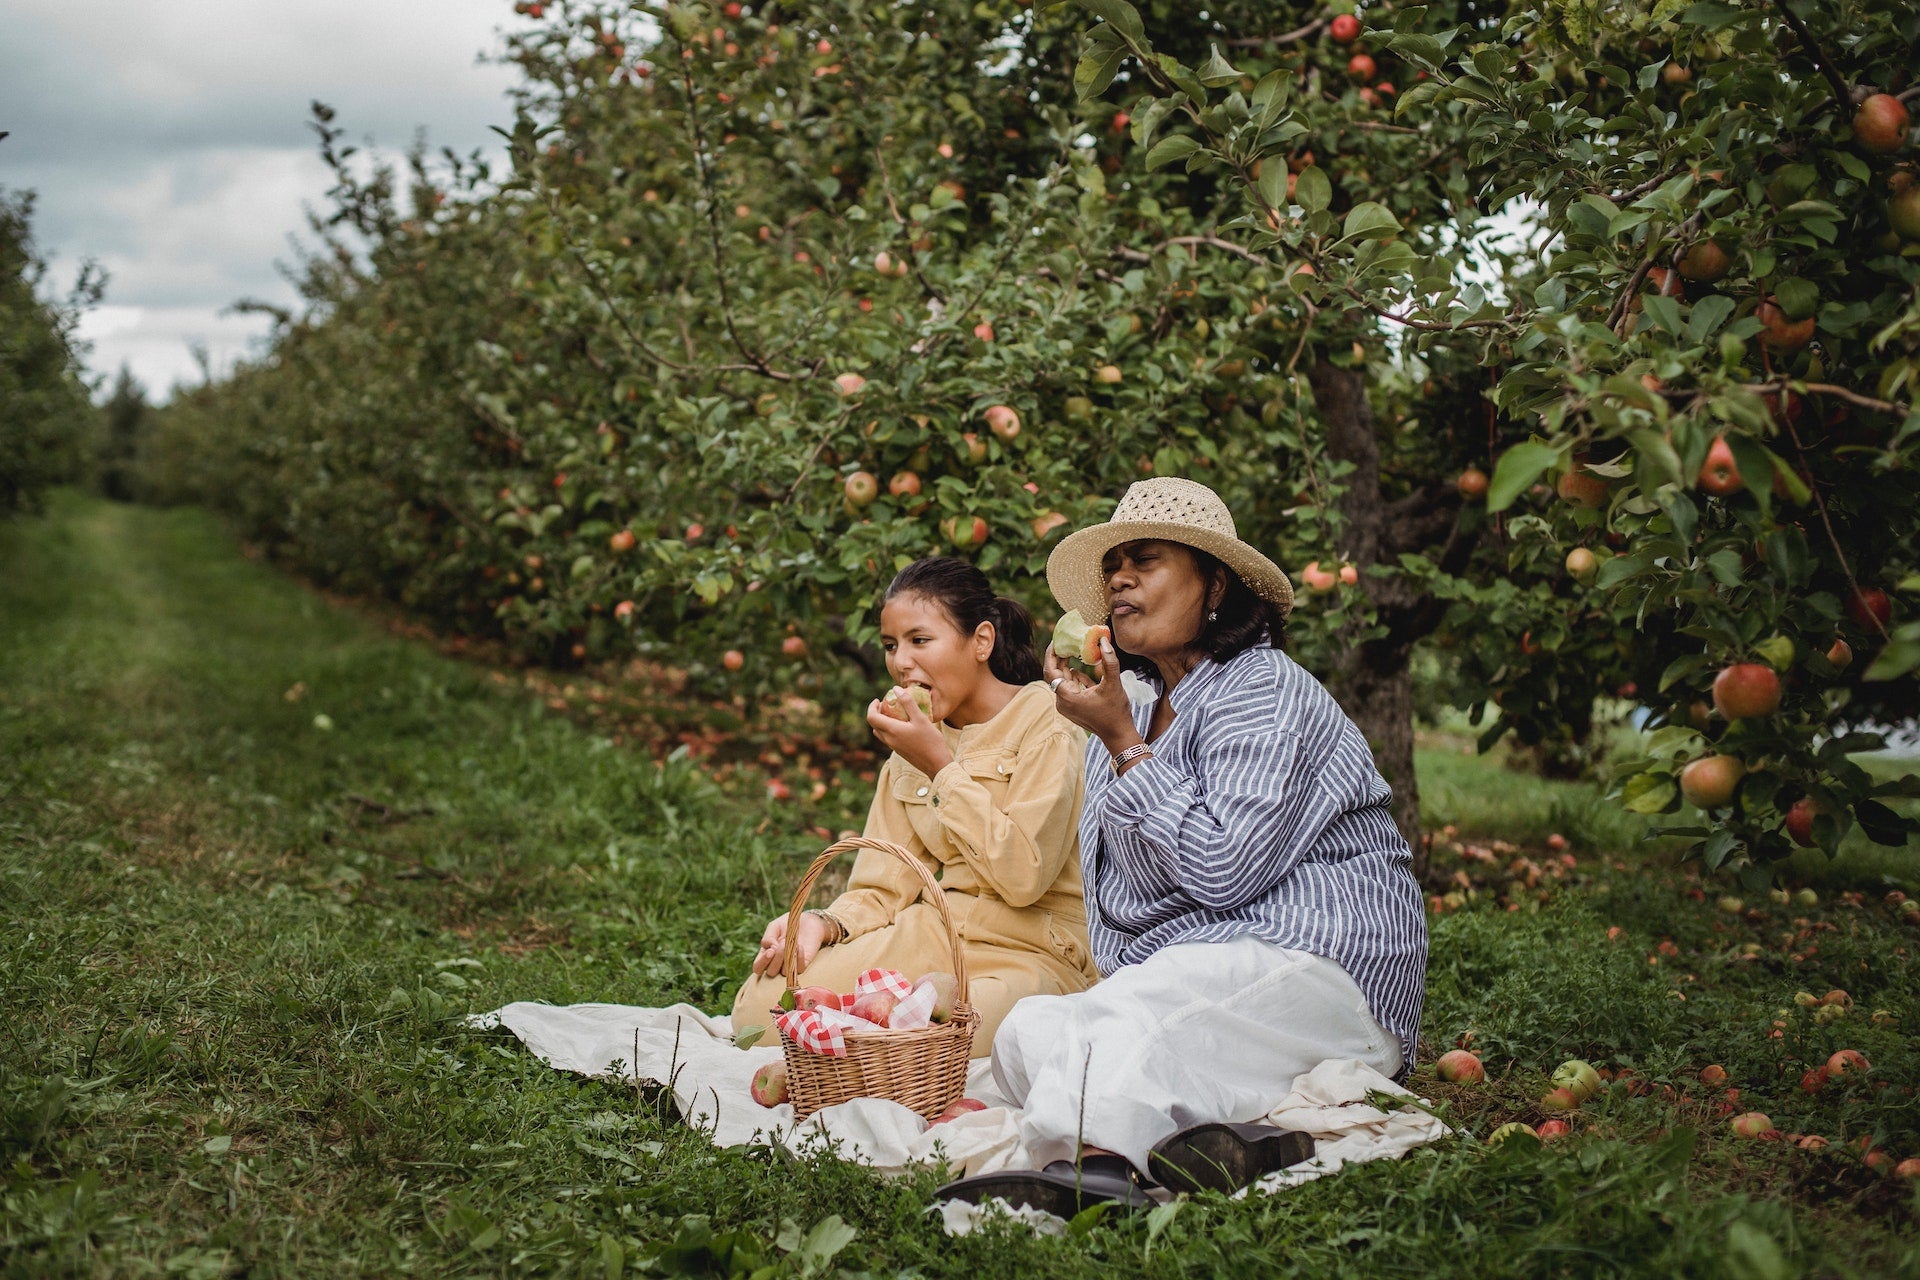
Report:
991,937,1403,1171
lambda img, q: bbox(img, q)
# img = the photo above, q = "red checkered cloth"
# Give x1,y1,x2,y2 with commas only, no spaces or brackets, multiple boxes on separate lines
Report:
773,1006,870,1056
854,968,913,1000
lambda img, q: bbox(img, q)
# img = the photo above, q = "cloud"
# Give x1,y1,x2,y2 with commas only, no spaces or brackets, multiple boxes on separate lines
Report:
1,0,527,398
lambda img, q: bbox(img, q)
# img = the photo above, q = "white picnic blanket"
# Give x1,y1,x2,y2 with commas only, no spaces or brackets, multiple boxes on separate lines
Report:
473,1000,1449,1228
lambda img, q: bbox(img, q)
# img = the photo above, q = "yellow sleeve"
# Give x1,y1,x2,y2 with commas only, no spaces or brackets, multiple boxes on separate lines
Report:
822,755,940,940
925,726,1085,908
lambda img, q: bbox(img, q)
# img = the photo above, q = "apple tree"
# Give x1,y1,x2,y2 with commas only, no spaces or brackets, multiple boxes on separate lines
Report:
0,189,100,515
1062,0,1920,878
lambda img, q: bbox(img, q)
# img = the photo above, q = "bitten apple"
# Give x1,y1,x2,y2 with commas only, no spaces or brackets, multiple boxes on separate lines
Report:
750,1060,790,1107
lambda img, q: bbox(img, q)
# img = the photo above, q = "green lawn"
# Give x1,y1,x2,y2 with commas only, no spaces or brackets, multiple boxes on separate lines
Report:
3,494,1917,1278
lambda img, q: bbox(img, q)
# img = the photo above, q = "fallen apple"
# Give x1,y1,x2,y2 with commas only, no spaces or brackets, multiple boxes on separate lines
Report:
1700,1064,1728,1086
1551,1060,1602,1103
1540,1086,1581,1113
1536,1119,1571,1142
1730,1112,1775,1138
750,1059,790,1107
1826,1049,1869,1078
928,1097,988,1126
1435,1049,1485,1084
1488,1122,1538,1145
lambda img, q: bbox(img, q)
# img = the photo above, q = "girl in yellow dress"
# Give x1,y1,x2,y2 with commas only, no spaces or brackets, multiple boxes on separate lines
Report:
731,557,1098,1055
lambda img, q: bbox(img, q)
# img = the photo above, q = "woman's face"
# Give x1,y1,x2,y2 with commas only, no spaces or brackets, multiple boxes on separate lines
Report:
1101,539,1216,660
878,592,992,719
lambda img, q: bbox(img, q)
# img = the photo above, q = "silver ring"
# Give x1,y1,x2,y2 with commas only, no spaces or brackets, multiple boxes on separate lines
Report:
1050,677,1065,691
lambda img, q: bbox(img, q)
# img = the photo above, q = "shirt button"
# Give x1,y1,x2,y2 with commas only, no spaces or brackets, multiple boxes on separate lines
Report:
916,786,929,797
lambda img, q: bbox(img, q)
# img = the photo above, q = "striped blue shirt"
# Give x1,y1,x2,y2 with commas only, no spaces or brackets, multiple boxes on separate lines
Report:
1081,644,1428,1067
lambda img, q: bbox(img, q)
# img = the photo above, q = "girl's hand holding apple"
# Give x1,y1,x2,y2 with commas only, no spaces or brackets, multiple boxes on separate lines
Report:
865,685,955,779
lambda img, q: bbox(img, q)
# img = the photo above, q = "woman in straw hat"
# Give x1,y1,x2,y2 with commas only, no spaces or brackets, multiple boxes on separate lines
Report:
939,477,1427,1215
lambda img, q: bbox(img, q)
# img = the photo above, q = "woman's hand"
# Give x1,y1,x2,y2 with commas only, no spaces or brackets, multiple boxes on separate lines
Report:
865,688,955,779
752,911,833,979
1045,635,1142,751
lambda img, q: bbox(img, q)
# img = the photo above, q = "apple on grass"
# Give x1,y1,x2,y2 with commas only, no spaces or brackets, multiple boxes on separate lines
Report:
1700,1064,1728,1087
1435,1049,1485,1084
1536,1119,1571,1141
1487,1122,1537,1145
1540,1086,1581,1113
1826,1049,1869,1078
1551,1060,1602,1103
1730,1112,1775,1138
750,1060,789,1107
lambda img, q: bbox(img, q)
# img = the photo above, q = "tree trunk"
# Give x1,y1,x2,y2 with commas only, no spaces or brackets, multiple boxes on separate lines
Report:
1303,355,1454,882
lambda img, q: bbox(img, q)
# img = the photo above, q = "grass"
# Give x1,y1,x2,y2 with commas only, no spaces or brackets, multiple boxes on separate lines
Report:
3,492,1918,1278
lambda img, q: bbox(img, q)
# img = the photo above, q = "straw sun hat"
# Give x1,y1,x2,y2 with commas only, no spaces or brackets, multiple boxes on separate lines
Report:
1045,477,1295,624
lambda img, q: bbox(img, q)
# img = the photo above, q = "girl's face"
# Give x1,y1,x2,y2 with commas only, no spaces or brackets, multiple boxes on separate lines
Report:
879,592,993,721
1101,539,1217,661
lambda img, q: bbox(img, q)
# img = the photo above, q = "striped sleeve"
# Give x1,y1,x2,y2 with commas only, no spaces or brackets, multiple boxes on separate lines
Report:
1100,711,1324,911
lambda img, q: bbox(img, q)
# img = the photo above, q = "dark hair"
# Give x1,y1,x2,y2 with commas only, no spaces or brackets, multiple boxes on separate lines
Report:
883,557,1042,685
1107,543,1287,685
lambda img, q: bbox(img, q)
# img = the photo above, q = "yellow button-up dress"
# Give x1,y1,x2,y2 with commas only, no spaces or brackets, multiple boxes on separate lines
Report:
731,681,1098,1055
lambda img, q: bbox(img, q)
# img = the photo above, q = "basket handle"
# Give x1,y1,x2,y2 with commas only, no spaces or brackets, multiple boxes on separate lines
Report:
779,837,969,1002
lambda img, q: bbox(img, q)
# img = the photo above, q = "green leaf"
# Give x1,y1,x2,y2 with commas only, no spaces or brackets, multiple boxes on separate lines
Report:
1079,0,1145,43
1197,44,1241,87
1257,161,1289,211
1340,201,1400,242
1145,135,1202,170
794,1215,858,1270
1294,165,1331,214
1685,294,1735,342
1395,77,1443,119
1772,277,1819,321
1074,44,1128,100
1487,442,1562,512
1387,32,1447,70
1623,772,1679,814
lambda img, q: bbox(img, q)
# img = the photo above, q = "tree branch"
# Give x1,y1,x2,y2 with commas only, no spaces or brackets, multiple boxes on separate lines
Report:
1225,18,1327,46
1769,0,1852,108
1741,381,1910,417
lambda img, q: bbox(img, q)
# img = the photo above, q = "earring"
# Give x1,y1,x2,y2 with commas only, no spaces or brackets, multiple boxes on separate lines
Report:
1208,609,1218,621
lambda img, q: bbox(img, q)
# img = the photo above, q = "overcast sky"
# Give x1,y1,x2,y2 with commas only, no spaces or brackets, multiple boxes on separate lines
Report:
2,0,531,400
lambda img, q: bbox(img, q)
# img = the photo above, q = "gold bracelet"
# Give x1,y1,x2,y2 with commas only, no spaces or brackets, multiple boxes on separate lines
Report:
805,909,847,945
1110,743,1154,775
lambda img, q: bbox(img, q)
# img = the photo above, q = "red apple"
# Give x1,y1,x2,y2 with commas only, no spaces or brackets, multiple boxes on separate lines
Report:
1853,94,1911,154
1031,511,1069,540
1435,1049,1485,1084
1094,364,1123,384
1847,587,1891,630
1711,663,1781,719
1556,469,1609,509
685,523,704,541
1456,467,1489,499
614,600,635,621
929,1097,989,1126
1347,54,1376,81
1678,240,1731,282
1730,1112,1775,1138
959,432,988,464
609,528,637,553
1536,1119,1571,1141
943,515,989,549
1825,638,1853,671
781,635,807,659
984,404,1021,441
787,986,842,1012
848,991,899,1027
1826,1049,1869,1078
1680,754,1746,809
1339,563,1359,585
834,372,867,396
1785,796,1819,847
1300,561,1340,593
1801,1067,1828,1095
888,471,921,498
1697,436,1744,495
1757,298,1815,351
1895,1157,1920,1179
750,1060,789,1107
845,470,879,506
1540,1086,1581,1112
1700,1064,1728,1086
722,649,745,672
1329,13,1362,42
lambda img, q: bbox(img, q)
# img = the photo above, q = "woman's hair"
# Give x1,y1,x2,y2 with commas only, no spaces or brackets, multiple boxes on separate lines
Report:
883,557,1043,685
1110,543,1287,684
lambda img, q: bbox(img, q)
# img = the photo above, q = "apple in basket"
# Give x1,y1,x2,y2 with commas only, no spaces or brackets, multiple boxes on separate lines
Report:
780,986,843,1013
849,991,900,1027
919,972,958,1023
750,1059,789,1108
929,1097,988,1126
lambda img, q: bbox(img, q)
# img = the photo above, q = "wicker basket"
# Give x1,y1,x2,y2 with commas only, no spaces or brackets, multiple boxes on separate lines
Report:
774,837,978,1120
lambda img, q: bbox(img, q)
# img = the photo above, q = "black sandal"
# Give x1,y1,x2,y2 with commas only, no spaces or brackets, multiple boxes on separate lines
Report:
1147,1123,1316,1195
934,1154,1154,1217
